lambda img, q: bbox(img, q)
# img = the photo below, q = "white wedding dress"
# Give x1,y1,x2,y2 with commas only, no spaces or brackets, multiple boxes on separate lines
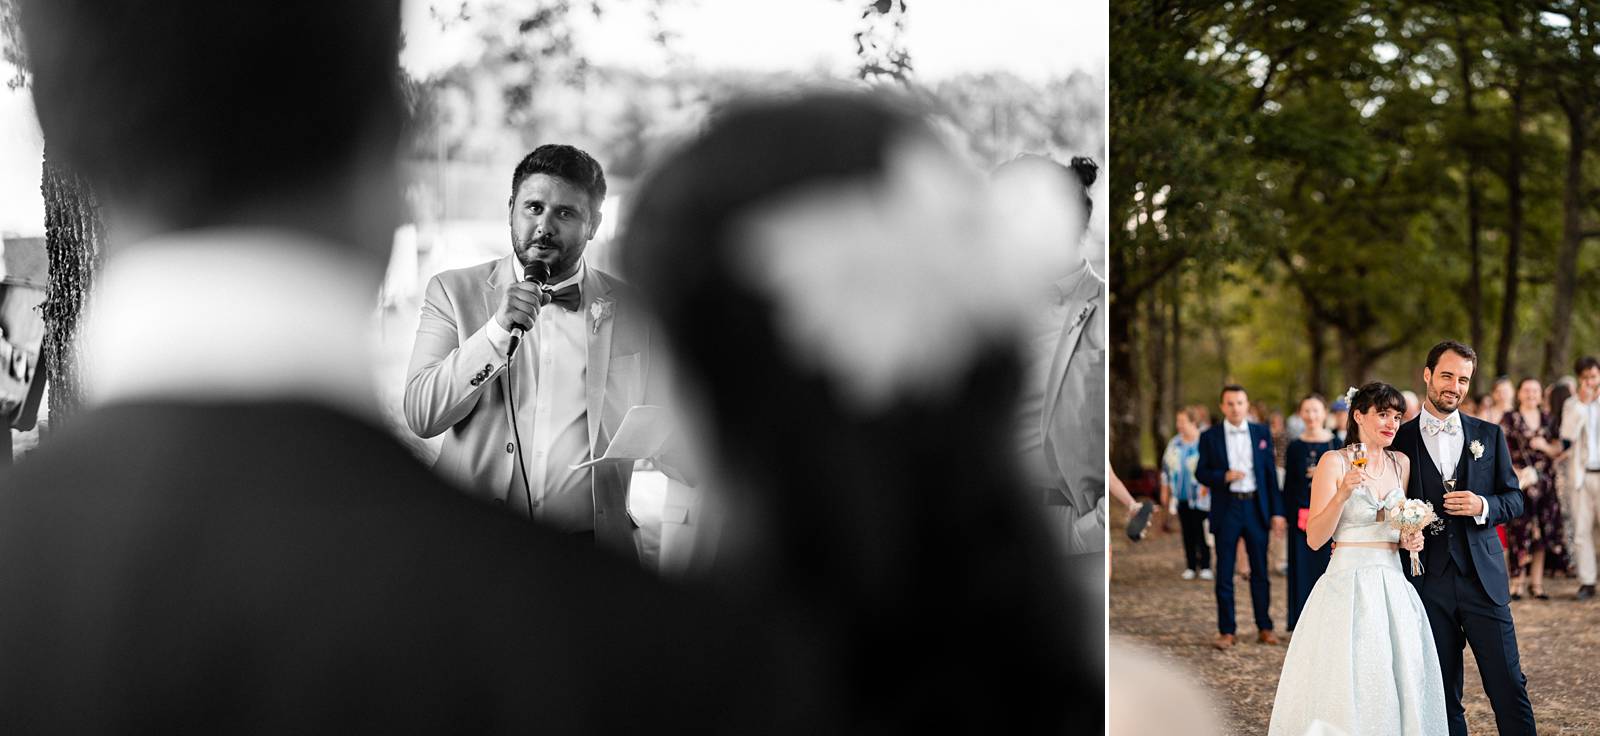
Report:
1268,450,1447,736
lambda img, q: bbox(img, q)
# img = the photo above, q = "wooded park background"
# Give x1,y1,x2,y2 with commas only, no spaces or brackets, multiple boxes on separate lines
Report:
1111,0,1600,476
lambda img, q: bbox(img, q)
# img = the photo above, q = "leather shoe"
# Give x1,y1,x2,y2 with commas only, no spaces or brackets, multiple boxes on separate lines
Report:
1579,585,1595,601
1213,633,1235,650
1257,630,1280,645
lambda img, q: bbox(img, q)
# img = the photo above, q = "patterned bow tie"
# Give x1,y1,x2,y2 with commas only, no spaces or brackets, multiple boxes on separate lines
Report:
1227,426,1248,435
543,284,581,312
1424,418,1459,437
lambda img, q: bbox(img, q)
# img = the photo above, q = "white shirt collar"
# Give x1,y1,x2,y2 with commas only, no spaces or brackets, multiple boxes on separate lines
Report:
84,227,380,420
1225,418,1250,434
1050,258,1092,301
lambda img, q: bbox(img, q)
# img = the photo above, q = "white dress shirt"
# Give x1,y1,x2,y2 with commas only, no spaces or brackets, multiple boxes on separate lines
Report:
1585,399,1600,471
1222,419,1257,493
1419,409,1489,525
84,228,379,419
484,258,593,532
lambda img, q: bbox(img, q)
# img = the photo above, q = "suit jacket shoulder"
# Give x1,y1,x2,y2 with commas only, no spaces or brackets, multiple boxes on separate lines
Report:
431,257,502,290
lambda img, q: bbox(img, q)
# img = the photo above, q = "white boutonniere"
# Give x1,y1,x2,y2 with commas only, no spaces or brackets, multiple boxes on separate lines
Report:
590,299,613,334
1470,440,1484,460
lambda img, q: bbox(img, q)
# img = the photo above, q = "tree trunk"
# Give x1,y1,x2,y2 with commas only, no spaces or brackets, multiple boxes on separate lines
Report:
1455,18,1485,354
1145,284,1168,459
1109,286,1143,480
1544,103,1586,380
39,146,105,433
1168,270,1182,412
1496,81,1524,380
1337,326,1373,389
1306,316,1326,397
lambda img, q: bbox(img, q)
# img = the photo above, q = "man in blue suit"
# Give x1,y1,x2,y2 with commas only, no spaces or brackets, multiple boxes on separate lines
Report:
1195,384,1286,649
1395,340,1534,736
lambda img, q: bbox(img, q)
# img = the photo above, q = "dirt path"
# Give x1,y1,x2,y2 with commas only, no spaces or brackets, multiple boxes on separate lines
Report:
1110,522,1600,734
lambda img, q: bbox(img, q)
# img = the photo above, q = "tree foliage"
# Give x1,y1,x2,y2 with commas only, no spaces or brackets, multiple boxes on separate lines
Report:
1115,0,1600,473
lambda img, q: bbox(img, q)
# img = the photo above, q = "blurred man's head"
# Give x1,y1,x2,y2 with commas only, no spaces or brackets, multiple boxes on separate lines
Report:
992,154,1093,264
1401,390,1420,422
507,145,606,281
1219,385,1250,425
20,0,404,259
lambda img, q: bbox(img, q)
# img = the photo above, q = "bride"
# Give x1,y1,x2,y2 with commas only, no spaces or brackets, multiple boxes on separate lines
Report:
1268,382,1446,735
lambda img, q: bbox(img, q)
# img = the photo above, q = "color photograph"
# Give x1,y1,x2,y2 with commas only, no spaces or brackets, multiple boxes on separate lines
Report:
1109,2,1600,735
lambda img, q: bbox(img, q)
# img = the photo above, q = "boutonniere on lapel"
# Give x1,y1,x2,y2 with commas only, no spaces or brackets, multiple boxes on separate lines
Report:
589,299,613,335
1470,440,1485,460
1072,304,1092,328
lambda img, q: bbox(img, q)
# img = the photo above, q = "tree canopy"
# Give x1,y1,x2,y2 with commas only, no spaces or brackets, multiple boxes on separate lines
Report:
1112,0,1600,474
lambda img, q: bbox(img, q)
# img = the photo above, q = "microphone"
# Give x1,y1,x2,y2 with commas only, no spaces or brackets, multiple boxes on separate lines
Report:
508,260,550,356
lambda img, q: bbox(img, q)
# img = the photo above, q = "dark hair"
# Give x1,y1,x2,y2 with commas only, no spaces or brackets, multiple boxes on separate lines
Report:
1426,340,1478,371
21,0,403,229
1220,384,1248,400
996,154,1095,217
1577,356,1600,375
1551,382,1575,430
1347,382,1407,446
509,144,607,212
1298,393,1328,411
620,91,1090,725
1518,377,1541,391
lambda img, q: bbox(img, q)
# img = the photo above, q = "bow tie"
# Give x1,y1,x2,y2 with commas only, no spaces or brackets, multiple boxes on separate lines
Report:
1424,418,1459,437
1227,426,1249,435
543,284,581,312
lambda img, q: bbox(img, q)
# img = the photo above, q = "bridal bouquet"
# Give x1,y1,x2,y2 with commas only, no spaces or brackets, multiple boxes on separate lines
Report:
1388,498,1444,576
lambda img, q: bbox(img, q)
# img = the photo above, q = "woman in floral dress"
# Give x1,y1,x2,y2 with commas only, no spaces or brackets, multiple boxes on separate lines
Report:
1501,377,1567,600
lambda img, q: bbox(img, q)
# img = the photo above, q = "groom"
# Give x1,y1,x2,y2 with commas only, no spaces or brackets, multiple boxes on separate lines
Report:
1395,340,1535,736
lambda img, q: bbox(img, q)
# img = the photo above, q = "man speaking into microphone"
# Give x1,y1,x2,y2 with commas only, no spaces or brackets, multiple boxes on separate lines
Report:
406,144,660,563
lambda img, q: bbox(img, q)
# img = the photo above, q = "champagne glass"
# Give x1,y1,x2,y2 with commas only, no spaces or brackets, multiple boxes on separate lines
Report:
1351,442,1368,470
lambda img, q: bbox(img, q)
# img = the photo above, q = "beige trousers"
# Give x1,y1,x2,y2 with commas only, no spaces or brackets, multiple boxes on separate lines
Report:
1570,472,1600,585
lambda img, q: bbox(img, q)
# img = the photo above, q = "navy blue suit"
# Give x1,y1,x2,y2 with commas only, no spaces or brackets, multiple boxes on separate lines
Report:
1395,414,1534,736
1195,421,1283,635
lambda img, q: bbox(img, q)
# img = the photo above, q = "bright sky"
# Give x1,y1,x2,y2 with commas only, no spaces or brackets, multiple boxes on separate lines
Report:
0,1,1106,236
403,0,1106,82
0,72,44,236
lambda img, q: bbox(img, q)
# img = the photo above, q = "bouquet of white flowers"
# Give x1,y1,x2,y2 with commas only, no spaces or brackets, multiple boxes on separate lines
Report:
1388,498,1444,576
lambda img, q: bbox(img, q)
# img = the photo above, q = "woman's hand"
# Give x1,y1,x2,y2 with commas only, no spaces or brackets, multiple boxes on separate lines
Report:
1336,465,1363,500
1400,530,1425,553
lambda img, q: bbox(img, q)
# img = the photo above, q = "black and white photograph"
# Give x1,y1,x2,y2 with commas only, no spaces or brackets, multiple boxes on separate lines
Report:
0,0,1107,732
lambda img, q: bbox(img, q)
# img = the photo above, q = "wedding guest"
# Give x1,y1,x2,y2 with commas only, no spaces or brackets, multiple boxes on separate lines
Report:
1196,384,1286,649
1548,380,1575,532
1481,376,1515,426
620,91,1096,730
0,1,782,732
1161,405,1211,580
990,153,1110,555
405,144,679,564
1503,377,1567,600
1402,390,1421,422
1461,394,1480,419
1329,396,1350,443
1561,356,1600,600
1284,394,1340,631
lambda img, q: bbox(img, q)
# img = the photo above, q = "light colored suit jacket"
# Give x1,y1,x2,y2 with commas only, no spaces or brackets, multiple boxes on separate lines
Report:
404,257,655,561
1041,268,1106,554
1561,395,1599,487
